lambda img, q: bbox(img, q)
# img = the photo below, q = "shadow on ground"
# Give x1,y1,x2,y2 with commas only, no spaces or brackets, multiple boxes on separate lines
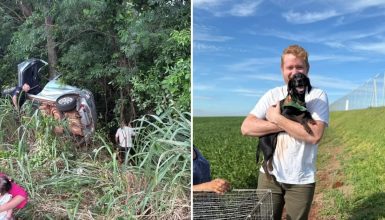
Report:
349,192,385,220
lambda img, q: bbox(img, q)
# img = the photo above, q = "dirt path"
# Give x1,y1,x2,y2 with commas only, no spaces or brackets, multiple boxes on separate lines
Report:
280,141,346,220
308,142,351,220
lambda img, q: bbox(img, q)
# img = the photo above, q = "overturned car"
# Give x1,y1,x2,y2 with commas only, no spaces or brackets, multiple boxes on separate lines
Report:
2,59,97,143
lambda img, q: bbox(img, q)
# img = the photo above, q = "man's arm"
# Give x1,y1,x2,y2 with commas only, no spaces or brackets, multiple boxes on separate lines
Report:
241,114,284,137
12,95,18,108
266,103,326,144
115,130,120,144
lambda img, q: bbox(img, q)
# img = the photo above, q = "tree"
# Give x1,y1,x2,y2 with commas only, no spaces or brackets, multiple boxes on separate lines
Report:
0,0,191,128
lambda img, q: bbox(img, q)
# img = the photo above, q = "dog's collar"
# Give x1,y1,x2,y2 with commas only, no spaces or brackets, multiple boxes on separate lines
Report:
282,101,307,111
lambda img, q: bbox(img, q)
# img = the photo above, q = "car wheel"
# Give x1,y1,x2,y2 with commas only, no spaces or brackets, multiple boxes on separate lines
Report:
56,94,77,112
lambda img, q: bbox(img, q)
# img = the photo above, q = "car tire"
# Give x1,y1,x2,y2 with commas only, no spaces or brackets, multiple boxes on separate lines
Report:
56,94,77,112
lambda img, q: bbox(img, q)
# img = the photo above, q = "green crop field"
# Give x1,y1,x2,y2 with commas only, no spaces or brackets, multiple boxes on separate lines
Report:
194,107,385,219
193,116,259,188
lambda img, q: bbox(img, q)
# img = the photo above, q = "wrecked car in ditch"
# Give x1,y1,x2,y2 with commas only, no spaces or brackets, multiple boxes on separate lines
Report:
2,58,97,143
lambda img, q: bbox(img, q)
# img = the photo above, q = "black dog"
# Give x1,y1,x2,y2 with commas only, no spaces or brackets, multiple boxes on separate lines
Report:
257,73,315,178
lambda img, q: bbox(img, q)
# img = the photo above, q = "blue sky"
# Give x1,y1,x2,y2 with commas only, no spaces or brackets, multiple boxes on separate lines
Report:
193,0,385,116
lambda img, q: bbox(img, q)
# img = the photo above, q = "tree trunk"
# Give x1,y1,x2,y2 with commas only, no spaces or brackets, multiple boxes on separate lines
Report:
45,16,57,78
128,85,136,120
19,1,32,18
117,56,137,122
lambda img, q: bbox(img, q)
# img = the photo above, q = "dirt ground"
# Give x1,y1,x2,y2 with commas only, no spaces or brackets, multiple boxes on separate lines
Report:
280,143,347,220
308,142,350,220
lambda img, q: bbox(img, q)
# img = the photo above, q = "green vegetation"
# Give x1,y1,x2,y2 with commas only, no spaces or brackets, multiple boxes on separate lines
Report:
0,1,190,219
193,117,258,189
318,107,385,219
0,0,190,126
194,107,385,219
1,101,190,219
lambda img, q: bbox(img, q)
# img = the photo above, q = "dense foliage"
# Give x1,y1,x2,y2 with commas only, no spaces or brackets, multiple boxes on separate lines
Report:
0,0,191,128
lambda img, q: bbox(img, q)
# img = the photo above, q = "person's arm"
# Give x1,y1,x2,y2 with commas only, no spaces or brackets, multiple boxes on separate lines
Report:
115,129,120,144
266,102,326,144
6,208,13,219
11,87,21,109
0,195,25,212
241,114,284,137
193,178,230,194
12,95,18,108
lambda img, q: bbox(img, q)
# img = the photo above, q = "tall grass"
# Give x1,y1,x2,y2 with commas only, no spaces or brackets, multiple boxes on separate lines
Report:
0,101,190,219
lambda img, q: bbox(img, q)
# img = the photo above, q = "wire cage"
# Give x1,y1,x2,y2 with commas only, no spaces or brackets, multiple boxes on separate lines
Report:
193,189,273,220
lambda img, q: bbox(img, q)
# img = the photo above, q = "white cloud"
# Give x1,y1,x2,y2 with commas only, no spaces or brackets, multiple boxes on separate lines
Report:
231,88,265,97
194,84,215,91
333,16,346,26
350,41,385,54
259,25,385,53
193,0,263,17
280,0,385,24
193,42,221,52
310,54,366,62
193,0,223,8
310,74,362,90
228,1,263,17
193,23,233,43
226,58,279,72
194,96,213,100
245,73,284,82
346,0,385,11
217,76,238,81
283,10,339,24
324,41,346,48
194,32,233,42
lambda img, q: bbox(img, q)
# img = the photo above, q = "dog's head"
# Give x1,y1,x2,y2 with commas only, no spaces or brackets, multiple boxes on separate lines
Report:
287,73,312,102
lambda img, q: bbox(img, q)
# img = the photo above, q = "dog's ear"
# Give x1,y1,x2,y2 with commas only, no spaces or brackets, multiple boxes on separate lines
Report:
305,75,312,93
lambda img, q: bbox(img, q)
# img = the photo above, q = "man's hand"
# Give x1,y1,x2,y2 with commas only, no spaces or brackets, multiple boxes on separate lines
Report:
22,83,30,92
208,178,231,194
266,102,281,124
193,178,231,194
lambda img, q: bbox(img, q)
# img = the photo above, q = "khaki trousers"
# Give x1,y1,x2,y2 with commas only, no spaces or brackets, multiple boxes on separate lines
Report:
258,172,315,220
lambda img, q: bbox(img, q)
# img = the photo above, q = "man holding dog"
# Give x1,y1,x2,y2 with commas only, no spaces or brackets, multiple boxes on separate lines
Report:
241,45,329,220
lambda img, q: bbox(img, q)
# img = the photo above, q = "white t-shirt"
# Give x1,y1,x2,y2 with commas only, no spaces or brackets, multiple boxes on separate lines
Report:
0,193,12,220
250,85,329,184
115,126,136,148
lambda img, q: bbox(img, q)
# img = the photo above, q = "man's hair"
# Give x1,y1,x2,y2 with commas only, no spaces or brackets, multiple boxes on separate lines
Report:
120,120,127,127
281,45,310,71
0,175,11,195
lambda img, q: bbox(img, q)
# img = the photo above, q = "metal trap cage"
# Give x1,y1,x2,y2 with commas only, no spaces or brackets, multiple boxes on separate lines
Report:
193,189,273,220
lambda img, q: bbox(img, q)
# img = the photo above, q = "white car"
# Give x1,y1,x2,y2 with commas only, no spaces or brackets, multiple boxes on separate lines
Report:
3,59,97,143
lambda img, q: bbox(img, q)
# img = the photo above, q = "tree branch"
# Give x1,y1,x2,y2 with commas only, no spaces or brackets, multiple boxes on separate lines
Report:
0,2,24,22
